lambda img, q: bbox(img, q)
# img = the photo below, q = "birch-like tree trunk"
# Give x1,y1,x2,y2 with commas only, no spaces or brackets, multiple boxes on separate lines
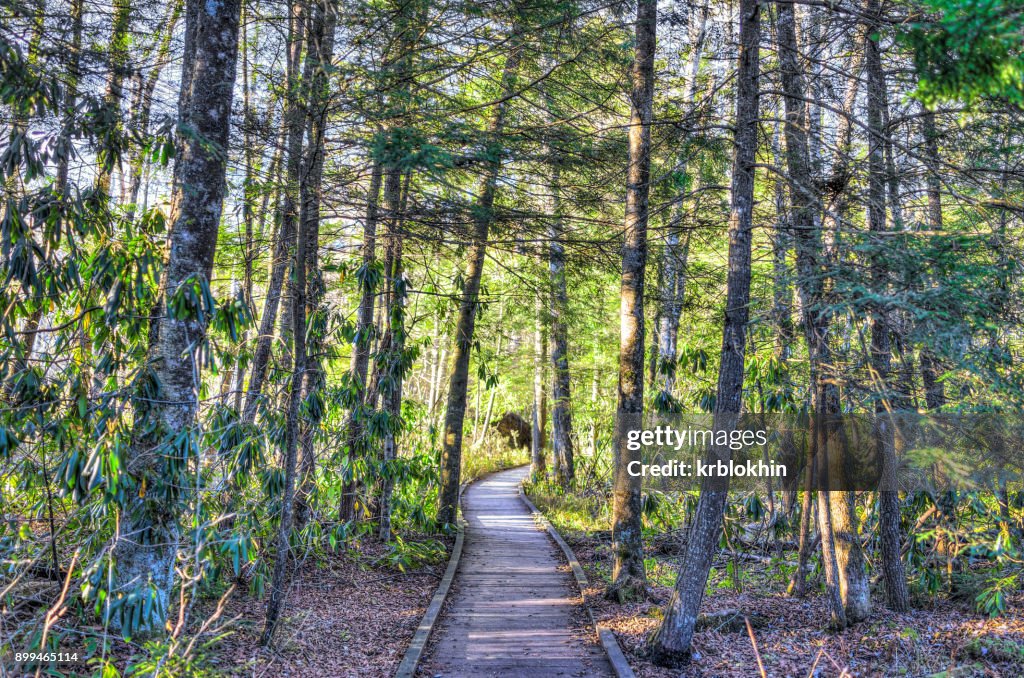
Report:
532,294,547,479
115,0,241,635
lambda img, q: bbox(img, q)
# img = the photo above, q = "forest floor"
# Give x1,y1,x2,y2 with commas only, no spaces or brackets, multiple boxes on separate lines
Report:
556,530,1024,677
199,537,450,677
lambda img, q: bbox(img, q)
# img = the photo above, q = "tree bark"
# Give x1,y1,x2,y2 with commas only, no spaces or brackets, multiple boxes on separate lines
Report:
606,0,657,604
654,6,705,404
262,135,309,649
865,4,909,613
340,159,383,522
242,0,307,423
437,39,523,526
295,0,339,527
376,163,408,543
531,294,548,479
649,0,759,661
114,0,241,636
548,148,575,487
919,109,946,410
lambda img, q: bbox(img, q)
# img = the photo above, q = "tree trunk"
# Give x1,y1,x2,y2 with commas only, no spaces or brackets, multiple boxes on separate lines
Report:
262,139,309,649
548,150,575,487
125,0,184,220
649,0,759,661
778,0,867,626
607,0,657,604
919,109,946,409
340,159,383,522
242,1,307,423
94,0,132,195
437,39,524,526
114,0,241,636
295,0,338,527
376,164,408,542
531,294,547,479
654,7,706,404
865,5,909,613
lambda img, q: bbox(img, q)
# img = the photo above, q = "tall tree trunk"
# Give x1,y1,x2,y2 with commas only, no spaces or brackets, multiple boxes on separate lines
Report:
548,149,575,487
655,6,706,404
531,294,547,479
437,39,524,526
770,126,798,517
607,0,656,604
649,0,759,660
377,165,409,542
295,0,339,527
94,0,132,195
919,109,946,409
776,0,864,627
243,0,307,423
114,0,241,635
823,28,867,260
340,159,383,522
262,139,309,649
125,0,184,220
865,5,909,613
232,2,261,412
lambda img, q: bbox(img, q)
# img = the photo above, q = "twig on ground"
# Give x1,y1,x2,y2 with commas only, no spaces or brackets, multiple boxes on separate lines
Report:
744,615,767,678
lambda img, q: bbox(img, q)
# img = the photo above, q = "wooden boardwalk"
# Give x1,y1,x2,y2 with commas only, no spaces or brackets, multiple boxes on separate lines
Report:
422,466,613,677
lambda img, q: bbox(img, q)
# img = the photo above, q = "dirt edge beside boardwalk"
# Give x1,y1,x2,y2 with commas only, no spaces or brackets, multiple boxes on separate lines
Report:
209,539,447,677
543,522,1024,677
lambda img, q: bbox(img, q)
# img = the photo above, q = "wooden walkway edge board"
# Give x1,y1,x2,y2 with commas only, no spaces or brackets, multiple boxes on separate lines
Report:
394,487,467,678
518,487,638,678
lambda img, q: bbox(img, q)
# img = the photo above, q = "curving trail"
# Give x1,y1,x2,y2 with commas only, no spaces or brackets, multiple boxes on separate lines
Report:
422,466,613,677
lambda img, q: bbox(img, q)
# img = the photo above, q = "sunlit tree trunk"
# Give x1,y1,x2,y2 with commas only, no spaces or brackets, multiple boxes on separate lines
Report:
437,38,524,526
607,0,656,604
531,294,548,479
649,0,759,660
548,149,575,486
115,0,241,635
